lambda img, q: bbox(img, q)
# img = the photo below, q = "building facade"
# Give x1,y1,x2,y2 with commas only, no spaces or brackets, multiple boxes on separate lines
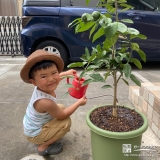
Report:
0,0,22,16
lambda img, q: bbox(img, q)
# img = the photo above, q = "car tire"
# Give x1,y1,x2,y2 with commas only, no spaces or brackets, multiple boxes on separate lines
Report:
36,40,68,67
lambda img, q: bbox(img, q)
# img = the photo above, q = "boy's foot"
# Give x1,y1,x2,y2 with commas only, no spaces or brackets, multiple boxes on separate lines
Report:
37,142,63,156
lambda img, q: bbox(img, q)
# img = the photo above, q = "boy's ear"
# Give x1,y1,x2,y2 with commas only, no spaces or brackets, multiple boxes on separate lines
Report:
30,79,37,86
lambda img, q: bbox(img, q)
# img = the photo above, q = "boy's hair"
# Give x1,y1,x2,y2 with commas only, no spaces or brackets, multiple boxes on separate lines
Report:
29,60,57,79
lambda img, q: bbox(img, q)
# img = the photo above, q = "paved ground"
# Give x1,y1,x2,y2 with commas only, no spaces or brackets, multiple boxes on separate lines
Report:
0,56,160,160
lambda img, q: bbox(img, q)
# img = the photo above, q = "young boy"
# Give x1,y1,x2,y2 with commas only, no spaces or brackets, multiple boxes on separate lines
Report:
20,50,87,156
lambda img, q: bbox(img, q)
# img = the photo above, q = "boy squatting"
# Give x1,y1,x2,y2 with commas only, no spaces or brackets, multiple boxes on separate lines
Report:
20,50,87,156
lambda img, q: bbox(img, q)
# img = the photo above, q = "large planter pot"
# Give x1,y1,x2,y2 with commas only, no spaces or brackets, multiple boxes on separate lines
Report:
86,105,148,160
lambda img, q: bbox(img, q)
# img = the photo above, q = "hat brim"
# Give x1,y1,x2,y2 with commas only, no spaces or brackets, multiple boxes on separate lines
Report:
20,54,64,83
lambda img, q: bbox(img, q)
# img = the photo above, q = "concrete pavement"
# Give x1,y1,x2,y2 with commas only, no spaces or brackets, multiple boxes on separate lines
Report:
0,56,160,160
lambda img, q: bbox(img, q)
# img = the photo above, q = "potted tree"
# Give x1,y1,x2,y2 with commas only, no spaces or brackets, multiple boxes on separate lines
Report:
67,0,148,159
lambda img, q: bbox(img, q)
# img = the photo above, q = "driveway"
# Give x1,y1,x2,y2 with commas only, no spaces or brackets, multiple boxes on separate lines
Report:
0,56,160,160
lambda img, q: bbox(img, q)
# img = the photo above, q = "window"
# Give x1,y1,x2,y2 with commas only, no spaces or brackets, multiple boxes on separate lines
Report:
127,0,155,11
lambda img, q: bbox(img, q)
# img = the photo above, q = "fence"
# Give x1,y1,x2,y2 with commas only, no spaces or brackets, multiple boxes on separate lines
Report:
0,16,22,56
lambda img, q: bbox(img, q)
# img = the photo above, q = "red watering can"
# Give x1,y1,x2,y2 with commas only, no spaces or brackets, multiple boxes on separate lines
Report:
67,73,88,99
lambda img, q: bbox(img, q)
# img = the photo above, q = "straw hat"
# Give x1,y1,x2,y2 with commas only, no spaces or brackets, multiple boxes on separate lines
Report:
20,49,64,83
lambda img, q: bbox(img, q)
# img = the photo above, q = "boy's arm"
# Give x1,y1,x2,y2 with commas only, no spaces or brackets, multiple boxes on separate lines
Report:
59,69,77,80
36,96,87,120
53,98,86,119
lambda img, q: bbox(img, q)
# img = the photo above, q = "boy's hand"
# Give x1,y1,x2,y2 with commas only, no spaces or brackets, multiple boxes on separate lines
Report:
59,69,77,80
66,69,77,76
77,95,87,106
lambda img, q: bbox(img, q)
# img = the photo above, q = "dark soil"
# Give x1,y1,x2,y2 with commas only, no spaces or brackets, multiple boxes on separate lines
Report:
90,106,144,132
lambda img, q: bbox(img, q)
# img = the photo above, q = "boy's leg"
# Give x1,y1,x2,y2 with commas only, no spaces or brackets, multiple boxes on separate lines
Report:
27,104,71,153
38,116,71,151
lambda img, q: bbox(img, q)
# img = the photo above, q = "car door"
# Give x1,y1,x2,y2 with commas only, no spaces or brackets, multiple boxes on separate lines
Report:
120,0,160,61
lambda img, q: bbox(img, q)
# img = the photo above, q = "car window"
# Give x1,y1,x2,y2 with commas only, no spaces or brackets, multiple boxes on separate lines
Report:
142,0,155,7
128,0,160,11
155,0,160,11
127,0,155,11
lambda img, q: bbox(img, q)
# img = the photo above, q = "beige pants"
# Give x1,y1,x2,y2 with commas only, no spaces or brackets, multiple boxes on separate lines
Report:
26,104,71,144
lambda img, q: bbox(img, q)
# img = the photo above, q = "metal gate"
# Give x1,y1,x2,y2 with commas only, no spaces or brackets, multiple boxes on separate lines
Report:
0,16,22,56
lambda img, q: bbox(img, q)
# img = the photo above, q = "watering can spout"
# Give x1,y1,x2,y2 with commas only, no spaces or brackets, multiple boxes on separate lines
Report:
67,73,88,99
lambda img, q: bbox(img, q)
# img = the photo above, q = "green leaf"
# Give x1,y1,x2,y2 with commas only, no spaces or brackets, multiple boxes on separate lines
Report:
96,44,101,53
104,22,118,38
103,16,112,24
104,72,111,79
122,78,129,86
131,43,139,50
86,13,94,21
120,3,133,8
89,23,98,39
130,34,147,40
101,50,107,56
101,85,112,89
85,47,90,60
108,7,116,13
118,52,128,60
120,4,133,12
87,65,100,70
117,22,127,33
88,53,97,62
78,21,95,32
131,58,142,69
99,15,112,26
89,73,105,82
127,28,139,35
81,79,94,86
121,7,133,12
67,62,86,68
61,91,70,98
121,19,133,23
86,0,90,5
103,38,113,49
104,3,115,11
75,22,84,33
130,74,141,86
79,70,86,79
119,47,128,53
123,63,131,78
92,27,105,42
64,84,74,88
136,49,146,62
118,0,127,3
121,43,129,47
103,35,118,49
80,54,88,61
99,19,106,27
107,0,115,4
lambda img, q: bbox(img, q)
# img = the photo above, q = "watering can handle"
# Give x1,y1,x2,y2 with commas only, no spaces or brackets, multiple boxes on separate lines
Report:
67,72,77,84
67,77,70,84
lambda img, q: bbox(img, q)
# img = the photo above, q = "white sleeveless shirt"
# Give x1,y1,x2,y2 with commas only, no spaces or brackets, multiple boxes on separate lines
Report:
23,87,56,137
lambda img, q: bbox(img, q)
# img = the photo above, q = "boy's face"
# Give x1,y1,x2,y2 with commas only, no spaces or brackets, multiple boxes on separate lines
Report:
30,64,60,95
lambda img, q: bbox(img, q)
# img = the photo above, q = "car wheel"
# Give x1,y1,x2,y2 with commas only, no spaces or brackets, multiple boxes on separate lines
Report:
36,40,68,66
